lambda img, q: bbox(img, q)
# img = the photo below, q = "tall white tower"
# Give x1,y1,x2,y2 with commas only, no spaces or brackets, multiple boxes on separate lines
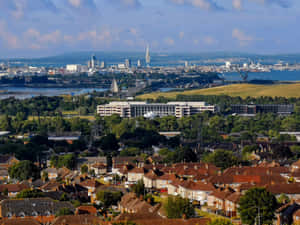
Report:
145,45,150,66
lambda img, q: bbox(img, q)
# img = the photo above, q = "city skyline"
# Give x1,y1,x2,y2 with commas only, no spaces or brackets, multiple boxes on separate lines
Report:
0,0,299,57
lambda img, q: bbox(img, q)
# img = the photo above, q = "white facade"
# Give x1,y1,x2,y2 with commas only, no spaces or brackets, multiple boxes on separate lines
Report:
97,101,216,118
66,64,80,72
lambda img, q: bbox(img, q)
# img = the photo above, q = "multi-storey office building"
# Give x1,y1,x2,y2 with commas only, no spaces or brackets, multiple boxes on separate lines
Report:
231,104,294,115
97,101,216,118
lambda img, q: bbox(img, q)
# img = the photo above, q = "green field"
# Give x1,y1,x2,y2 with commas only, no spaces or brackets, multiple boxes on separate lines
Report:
138,83,300,99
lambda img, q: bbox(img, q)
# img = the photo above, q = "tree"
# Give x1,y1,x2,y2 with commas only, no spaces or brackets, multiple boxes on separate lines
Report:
203,149,239,170
99,134,119,154
277,194,290,205
81,164,88,174
50,154,76,170
208,219,233,225
131,180,145,196
164,196,194,219
60,193,70,201
16,189,45,198
172,146,198,163
96,191,123,208
8,160,40,181
238,187,278,225
120,147,140,157
55,208,74,217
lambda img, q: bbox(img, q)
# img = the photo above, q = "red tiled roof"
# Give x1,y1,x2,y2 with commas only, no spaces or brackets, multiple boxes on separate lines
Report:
0,183,29,193
80,179,101,188
132,218,211,225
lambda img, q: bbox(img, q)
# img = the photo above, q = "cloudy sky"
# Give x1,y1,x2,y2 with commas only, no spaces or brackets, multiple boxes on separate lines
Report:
0,0,299,57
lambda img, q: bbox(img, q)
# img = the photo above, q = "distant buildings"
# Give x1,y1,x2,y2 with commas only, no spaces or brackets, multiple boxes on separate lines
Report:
231,104,294,116
97,101,217,118
125,59,131,68
145,45,151,66
66,64,81,73
110,79,119,93
88,55,97,69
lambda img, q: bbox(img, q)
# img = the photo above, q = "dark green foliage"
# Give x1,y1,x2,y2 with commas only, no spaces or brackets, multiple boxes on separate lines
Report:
60,193,70,201
16,189,45,198
164,196,195,219
238,187,278,225
120,147,141,157
96,191,123,208
80,164,88,174
8,160,40,181
55,208,74,217
131,180,145,196
203,149,239,170
50,154,76,169
98,134,119,154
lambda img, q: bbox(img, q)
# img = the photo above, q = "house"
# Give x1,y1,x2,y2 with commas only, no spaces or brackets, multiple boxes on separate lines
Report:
80,179,101,203
77,156,107,169
167,179,182,196
75,206,97,216
0,198,74,224
266,183,300,199
127,167,147,183
0,218,41,225
0,183,29,197
91,163,107,175
112,156,144,169
144,169,177,190
207,189,233,213
40,181,61,192
224,191,242,217
42,167,70,180
0,155,19,169
118,193,154,214
132,218,211,225
177,180,215,204
51,215,105,225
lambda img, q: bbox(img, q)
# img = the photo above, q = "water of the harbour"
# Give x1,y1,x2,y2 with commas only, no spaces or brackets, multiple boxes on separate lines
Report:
0,87,107,99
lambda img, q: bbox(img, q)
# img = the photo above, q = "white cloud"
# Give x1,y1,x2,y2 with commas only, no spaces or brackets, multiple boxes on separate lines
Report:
179,31,185,39
249,0,291,8
232,0,242,10
0,20,19,48
168,0,223,11
203,36,217,45
165,37,175,46
232,28,254,46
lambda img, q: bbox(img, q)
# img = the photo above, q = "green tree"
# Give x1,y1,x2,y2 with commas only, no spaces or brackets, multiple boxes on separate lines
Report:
277,194,290,205
203,149,239,170
208,219,233,225
50,154,76,170
8,160,40,181
238,187,278,225
55,208,74,217
96,191,123,208
81,164,88,174
131,180,145,196
163,196,195,219
16,189,45,198
120,147,140,157
99,134,119,154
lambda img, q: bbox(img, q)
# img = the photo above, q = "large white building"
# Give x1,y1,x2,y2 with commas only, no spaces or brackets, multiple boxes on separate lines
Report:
66,64,81,73
97,101,216,118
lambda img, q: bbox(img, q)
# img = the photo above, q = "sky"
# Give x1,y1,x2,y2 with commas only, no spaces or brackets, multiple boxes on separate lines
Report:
0,0,299,58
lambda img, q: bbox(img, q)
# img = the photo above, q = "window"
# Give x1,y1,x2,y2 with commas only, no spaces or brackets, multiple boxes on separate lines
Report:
32,211,38,217
19,212,25,218
6,212,12,218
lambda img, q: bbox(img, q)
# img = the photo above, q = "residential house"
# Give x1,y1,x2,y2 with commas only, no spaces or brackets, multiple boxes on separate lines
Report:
75,206,97,216
224,191,242,217
0,218,41,225
51,215,105,225
207,189,233,213
42,167,70,180
80,179,101,203
91,163,107,175
127,167,147,183
0,198,74,224
0,183,29,197
0,155,19,169
118,193,159,215
77,156,107,170
177,180,215,204
266,183,300,199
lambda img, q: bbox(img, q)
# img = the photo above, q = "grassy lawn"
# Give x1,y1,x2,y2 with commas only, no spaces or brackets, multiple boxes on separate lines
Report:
138,83,300,99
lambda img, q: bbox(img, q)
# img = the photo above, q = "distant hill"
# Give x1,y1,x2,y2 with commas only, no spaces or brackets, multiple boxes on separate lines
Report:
138,83,300,99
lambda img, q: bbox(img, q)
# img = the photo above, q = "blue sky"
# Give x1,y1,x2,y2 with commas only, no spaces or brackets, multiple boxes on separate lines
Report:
0,0,299,57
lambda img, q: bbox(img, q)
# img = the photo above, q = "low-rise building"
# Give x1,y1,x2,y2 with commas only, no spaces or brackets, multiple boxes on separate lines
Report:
97,101,216,118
